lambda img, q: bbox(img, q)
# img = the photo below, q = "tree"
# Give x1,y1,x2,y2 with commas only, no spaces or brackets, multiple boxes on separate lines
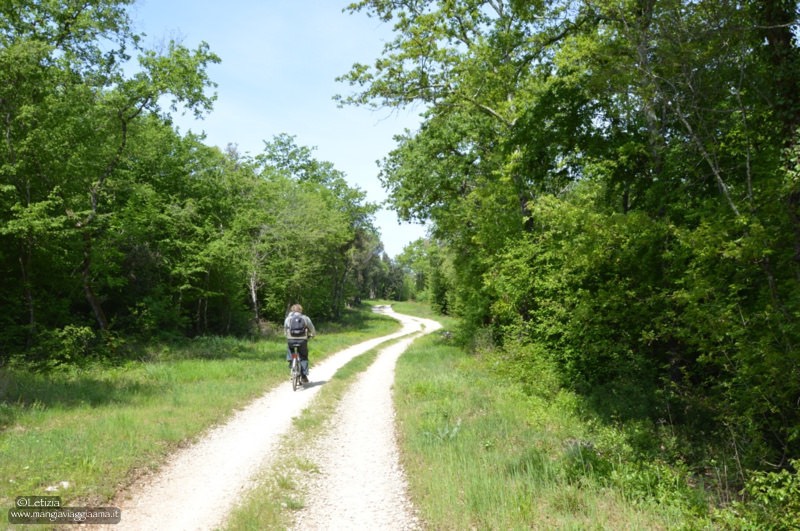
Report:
341,0,800,480
0,0,219,350
256,135,380,319
396,238,429,299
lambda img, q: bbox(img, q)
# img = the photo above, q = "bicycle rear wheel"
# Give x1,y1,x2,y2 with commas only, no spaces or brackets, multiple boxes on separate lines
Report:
291,358,301,391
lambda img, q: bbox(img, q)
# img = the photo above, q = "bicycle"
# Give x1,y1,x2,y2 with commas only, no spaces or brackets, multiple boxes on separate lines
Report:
289,344,303,391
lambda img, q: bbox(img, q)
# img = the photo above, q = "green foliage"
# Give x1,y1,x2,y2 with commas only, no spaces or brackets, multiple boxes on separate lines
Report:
344,0,800,514
716,460,800,529
28,325,98,368
484,175,800,471
487,183,672,396
254,135,380,319
742,461,800,529
0,4,391,362
394,332,693,528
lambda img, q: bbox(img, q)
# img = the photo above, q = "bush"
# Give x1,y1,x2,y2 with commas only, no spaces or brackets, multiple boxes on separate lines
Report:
716,460,800,529
31,325,96,367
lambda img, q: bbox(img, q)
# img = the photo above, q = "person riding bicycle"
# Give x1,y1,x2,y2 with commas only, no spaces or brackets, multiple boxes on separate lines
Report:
284,303,316,383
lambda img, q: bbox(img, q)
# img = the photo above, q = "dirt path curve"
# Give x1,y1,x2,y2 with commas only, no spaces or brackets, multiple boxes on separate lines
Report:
108,307,438,531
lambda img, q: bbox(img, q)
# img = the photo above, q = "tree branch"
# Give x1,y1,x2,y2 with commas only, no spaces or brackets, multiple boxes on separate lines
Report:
673,100,741,217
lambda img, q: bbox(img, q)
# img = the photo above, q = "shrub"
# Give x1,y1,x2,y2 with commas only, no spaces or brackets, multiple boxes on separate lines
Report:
716,460,800,529
31,325,96,367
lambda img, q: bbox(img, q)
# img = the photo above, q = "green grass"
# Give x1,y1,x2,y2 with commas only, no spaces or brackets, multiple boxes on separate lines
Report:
392,330,703,529
374,299,439,319
3,299,718,529
0,306,399,519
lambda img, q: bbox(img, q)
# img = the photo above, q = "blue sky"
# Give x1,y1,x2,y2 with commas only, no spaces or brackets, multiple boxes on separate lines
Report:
129,0,427,257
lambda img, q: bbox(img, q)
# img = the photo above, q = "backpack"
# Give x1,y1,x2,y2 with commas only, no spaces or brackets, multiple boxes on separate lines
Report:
288,314,307,337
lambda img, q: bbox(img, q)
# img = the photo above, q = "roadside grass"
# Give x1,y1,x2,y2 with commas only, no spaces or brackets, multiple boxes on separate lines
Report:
224,336,394,530
372,299,440,321
393,330,706,529
0,306,398,518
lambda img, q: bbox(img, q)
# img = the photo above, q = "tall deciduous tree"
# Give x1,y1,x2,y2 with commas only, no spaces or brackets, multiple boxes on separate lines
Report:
342,0,800,481
0,2,395,364
256,135,379,319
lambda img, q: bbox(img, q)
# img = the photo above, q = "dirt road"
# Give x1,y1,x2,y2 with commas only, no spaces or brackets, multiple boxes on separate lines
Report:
110,307,440,530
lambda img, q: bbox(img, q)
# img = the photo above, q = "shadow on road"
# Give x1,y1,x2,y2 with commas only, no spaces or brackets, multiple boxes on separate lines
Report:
300,380,327,390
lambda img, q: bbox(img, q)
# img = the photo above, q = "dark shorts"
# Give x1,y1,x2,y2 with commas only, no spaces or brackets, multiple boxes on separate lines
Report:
287,339,308,360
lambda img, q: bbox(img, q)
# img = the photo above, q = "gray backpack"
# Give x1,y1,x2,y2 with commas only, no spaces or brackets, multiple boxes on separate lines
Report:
288,314,307,337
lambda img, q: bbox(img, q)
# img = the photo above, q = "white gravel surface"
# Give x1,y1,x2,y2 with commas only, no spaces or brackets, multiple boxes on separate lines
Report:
289,312,441,530
107,307,439,530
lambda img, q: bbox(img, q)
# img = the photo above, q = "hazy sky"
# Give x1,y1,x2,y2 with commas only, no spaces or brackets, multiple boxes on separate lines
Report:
130,0,427,257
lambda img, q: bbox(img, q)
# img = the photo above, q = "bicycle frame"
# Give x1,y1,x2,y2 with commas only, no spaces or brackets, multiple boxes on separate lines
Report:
290,346,302,391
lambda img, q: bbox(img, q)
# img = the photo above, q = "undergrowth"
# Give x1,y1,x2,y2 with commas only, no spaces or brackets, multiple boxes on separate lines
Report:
390,314,800,529
393,328,700,529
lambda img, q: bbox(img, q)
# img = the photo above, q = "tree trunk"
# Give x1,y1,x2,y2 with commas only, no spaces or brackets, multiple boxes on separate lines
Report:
81,230,108,330
19,247,35,347
249,269,260,321
790,191,800,266
759,0,800,137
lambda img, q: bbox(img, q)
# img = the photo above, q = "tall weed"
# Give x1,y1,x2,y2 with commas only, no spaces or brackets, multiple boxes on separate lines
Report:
394,333,698,529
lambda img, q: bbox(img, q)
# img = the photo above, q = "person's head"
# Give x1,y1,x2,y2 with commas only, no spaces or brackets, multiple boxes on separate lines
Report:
290,303,303,314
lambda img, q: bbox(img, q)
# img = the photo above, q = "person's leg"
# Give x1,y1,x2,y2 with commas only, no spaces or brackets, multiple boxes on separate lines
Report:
299,341,309,380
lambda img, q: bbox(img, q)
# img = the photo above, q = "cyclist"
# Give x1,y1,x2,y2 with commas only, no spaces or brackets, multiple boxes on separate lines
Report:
284,303,316,383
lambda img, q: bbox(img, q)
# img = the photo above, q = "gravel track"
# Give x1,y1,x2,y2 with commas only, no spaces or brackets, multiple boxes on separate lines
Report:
289,311,441,530
107,308,438,530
